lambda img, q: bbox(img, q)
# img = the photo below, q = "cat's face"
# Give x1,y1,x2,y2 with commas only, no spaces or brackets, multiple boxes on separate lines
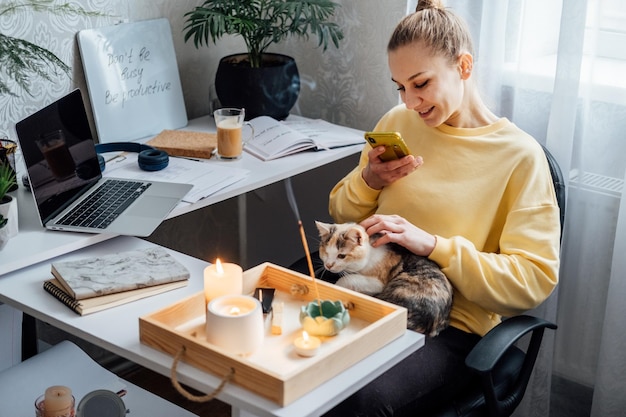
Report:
316,221,371,273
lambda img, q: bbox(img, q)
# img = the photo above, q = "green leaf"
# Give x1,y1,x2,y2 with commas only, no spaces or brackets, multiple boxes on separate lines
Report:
0,1,108,97
182,0,343,68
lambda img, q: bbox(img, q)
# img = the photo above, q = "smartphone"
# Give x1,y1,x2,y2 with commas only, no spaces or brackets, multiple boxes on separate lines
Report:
364,131,412,161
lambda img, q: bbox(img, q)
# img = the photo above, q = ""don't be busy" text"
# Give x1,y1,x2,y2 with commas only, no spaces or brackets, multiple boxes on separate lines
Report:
104,46,172,108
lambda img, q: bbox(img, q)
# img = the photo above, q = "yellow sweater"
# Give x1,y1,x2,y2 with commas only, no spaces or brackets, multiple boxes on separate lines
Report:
329,105,560,336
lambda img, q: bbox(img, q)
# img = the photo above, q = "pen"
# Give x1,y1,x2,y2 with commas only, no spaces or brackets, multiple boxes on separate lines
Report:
173,156,202,162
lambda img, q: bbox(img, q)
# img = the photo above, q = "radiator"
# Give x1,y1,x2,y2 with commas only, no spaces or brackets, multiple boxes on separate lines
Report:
554,170,624,386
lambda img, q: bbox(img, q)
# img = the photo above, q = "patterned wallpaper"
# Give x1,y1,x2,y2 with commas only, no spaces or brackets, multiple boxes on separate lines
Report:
0,0,406,141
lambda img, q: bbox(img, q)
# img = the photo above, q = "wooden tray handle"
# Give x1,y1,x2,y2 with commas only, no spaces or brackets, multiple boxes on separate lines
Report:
170,345,235,403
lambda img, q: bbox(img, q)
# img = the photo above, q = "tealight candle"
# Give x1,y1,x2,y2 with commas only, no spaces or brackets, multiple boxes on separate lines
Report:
204,259,243,305
36,385,74,417
206,295,264,355
294,331,321,357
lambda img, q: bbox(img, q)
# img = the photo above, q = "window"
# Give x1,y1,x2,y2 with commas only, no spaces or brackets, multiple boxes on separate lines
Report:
501,0,626,104
585,0,626,60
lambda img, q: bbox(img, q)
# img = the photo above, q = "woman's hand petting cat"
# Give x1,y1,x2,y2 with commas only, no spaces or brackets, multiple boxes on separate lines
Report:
361,146,423,190
360,214,436,257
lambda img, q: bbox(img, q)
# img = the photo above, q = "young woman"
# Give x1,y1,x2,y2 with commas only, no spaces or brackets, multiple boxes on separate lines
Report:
323,1,561,415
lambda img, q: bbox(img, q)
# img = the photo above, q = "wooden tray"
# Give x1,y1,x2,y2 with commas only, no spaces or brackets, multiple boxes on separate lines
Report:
139,262,407,406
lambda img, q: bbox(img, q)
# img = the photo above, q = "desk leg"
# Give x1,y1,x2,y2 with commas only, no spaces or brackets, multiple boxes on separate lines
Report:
0,303,24,369
238,193,247,268
21,313,38,360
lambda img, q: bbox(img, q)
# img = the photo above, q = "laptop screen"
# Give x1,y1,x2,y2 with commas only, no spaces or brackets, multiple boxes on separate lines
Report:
16,89,102,224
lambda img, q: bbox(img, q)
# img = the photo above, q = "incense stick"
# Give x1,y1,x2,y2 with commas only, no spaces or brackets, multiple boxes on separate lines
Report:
297,222,314,278
297,221,323,316
285,178,323,314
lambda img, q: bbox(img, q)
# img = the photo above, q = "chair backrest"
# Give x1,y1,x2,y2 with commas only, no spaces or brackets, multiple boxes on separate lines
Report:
541,144,566,238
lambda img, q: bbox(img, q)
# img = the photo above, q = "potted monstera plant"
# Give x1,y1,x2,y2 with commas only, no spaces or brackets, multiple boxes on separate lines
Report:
183,0,344,120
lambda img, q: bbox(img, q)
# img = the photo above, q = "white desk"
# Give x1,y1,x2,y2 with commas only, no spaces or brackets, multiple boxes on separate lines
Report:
0,114,362,276
171,115,363,217
0,236,424,417
0,340,198,417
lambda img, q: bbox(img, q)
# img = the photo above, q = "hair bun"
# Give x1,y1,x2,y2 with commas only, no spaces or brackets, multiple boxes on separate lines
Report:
416,0,444,12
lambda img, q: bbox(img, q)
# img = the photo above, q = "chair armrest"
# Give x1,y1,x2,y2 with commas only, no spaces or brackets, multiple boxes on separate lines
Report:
465,315,557,373
464,315,557,417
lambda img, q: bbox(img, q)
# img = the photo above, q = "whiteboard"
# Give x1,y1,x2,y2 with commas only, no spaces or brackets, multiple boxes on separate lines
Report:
77,18,187,143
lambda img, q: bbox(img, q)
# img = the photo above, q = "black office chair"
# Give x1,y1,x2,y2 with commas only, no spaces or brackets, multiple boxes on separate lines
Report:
433,144,564,417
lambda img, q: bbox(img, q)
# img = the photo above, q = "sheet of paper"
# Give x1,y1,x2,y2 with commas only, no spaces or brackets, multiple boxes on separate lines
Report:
101,153,249,203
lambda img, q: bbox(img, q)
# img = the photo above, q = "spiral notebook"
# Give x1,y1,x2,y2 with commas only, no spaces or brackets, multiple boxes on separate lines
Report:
43,278,187,316
43,246,190,315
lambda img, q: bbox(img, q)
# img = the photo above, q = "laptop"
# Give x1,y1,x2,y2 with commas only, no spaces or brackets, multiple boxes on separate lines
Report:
15,89,193,237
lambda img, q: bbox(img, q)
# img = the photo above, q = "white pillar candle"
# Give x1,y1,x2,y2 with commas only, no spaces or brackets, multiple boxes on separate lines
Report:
43,385,74,417
206,295,264,356
203,259,243,304
294,331,321,357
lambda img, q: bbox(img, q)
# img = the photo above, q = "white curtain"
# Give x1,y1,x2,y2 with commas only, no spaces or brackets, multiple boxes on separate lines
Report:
591,170,626,415
437,0,626,415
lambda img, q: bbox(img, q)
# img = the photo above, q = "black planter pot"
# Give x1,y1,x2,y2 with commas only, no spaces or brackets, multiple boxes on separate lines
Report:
215,53,300,120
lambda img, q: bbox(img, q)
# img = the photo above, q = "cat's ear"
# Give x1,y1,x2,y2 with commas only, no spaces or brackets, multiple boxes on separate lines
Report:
315,221,332,237
346,225,367,246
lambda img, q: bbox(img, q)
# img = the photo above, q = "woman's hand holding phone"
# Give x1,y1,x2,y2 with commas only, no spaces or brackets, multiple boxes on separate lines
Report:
364,131,412,161
362,132,423,189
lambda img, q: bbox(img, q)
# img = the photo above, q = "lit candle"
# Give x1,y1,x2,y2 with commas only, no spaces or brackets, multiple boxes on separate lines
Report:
294,331,321,357
204,259,243,304
43,385,74,417
206,295,264,355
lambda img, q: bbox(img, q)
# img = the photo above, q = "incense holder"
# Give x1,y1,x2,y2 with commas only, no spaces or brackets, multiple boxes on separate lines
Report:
299,300,350,336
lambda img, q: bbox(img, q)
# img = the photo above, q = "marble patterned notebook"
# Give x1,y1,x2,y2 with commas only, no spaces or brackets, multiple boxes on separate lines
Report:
50,247,190,300
43,278,188,316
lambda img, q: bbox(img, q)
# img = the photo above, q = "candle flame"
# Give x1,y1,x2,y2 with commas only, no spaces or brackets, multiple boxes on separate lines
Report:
215,258,224,274
229,306,241,316
302,330,309,342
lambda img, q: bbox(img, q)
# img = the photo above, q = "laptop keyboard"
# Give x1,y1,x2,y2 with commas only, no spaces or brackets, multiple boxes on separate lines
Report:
57,179,152,229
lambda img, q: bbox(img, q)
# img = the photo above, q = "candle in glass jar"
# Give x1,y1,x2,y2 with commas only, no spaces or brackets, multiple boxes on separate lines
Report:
204,259,243,304
294,331,321,357
43,385,73,416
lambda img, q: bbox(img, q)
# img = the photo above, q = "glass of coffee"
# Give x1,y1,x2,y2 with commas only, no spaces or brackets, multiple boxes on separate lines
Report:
213,108,254,160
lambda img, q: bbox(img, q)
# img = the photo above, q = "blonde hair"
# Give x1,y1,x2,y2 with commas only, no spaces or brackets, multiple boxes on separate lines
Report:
388,0,474,64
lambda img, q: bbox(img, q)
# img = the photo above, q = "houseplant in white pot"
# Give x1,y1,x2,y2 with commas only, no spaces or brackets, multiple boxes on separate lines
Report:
183,0,344,120
0,162,18,249
0,213,9,250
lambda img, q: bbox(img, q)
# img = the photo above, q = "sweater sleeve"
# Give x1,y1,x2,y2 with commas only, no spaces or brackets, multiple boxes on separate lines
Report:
429,184,560,318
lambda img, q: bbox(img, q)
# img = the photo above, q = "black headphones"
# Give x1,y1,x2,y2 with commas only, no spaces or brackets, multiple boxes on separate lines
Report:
95,142,169,172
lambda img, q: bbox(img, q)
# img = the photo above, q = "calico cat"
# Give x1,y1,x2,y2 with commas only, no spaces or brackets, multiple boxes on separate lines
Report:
316,221,453,337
